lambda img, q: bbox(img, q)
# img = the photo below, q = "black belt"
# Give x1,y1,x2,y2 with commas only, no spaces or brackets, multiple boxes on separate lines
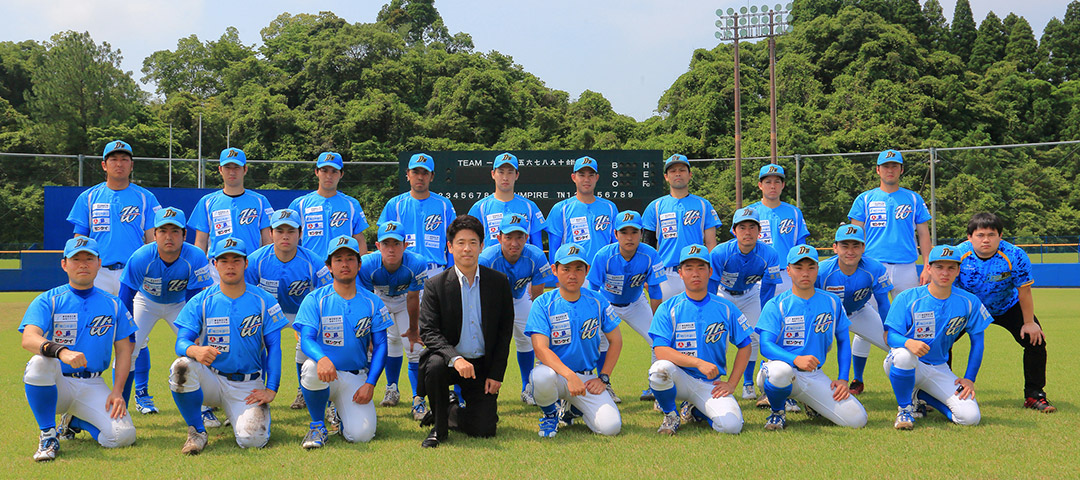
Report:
210,368,260,382
342,369,360,375
103,263,125,271
724,288,746,296
63,371,102,378
574,369,594,375
611,302,630,308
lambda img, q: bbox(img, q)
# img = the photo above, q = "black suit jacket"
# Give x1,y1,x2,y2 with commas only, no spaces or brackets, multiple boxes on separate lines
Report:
419,265,515,382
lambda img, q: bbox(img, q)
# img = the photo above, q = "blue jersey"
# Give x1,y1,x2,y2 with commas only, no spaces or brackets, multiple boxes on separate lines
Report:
378,192,456,266
649,293,752,380
174,285,289,374
245,245,333,315
847,188,931,264
468,194,546,249
19,286,136,375
586,243,667,305
288,191,368,259
293,284,394,372
357,250,428,298
120,242,214,304
525,289,620,372
815,256,893,315
546,196,618,265
757,289,850,365
884,286,993,366
190,190,274,256
66,183,161,266
954,240,1034,316
745,201,809,259
642,194,722,267
478,244,553,300
709,240,782,291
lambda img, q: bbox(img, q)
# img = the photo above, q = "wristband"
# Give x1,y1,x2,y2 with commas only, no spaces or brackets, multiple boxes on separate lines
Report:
41,341,69,358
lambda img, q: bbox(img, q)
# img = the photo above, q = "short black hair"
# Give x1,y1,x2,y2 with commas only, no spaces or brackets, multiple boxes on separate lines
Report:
447,215,484,243
966,212,1004,236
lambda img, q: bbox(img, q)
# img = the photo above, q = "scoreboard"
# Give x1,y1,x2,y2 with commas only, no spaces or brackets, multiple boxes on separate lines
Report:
396,150,665,214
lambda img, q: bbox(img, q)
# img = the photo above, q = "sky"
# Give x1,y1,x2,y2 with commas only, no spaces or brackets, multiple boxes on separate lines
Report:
1,0,1072,121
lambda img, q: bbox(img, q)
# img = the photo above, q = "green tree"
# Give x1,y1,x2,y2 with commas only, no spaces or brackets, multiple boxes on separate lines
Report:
968,11,1008,73
141,27,255,98
920,0,951,52
949,0,978,64
1004,15,1039,72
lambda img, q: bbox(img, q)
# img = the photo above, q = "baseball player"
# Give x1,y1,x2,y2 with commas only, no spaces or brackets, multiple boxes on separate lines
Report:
526,242,623,438
745,164,809,292
468,152,546,250
190,147,274,259
756,245,867,430
245,209,332,411
545,156,618,276
585,210,667,402
884,245,991,429
648,244,753,435
815,224,893,395
478,213,554,405
848,149,933,294
357,221,429,418
294,235,393,447
20,237,137,461
378,153,457,282
707,207,782,401
288,152,369,258
118,207,213,415
168,237,289,454
954,212,1055,412
642,154,721,300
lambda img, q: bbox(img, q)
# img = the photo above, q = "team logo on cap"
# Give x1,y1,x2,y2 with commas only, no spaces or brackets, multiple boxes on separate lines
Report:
741,208,754,216
885,150,897,159
581,157,593,165
767,165,778,173
120,206,140,223
75,238,89,248
163,208,178,218
323,153,334,162
226,149,240,158
278,210,291,219
813,313,834,333
704,322,726,344
622,212,635,222
845,226,857,235
89,315,113,336
941,247,954,257
688,245,702,255
945,316,966,336
501,154,511,161
567,245,581,255
337,236,350,246
424,214,442,231
224,238,238,248
797,245,811,255
383,223,398,232
415,155,429,163
239,314,262,337
113,141,125,150
508,215,523,225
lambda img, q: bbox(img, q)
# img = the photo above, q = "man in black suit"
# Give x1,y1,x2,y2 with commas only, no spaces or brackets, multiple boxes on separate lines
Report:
418,215,514,447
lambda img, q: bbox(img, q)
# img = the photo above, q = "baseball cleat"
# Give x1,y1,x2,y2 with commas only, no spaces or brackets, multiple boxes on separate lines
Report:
558,400,583,427
764,412,786,431
381,383,401,407
412,396,428,421
449,391,466,409
640,388,655,401
135,391,159,415
326,403,341,435
805,404,820,419
520,387,535,406
201,406,222,428
849,380,865,396
784,398,802,413
657,411,681,435
1024,394,1057,413
538,414,559,438
755,394,771,409
57,413,81,440
894,405,915,430
290,389,306,409
653,400,663,413
679,401,700,424
605,383,622,403
301,422,329,449
912,399,929,418
181,426,208,455
33,428,59,462
741,384,756,400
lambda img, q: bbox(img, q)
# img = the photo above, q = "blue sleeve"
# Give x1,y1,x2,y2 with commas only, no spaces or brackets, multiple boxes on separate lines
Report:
885,325,909,349
647,301,673,348
913,192,932,223
647,284,662,301
263,329,282,392
546,206,563,264
528,205,545,249
189,197,209,233
365,330,387,386
185,288,200,302
298,325,327,362
176,325,198,357
523,296,550,338
17,293,52,333
708,278,719,296
353,199,368,232
119,283,137,314
703,201,721,230
835,323,851,381
758,330,798,366
875,292,891,321
847,193,865,222
585,253,604,290
67,191,89,228
73,224,90,236
796,210,810,244
964,331,984,382
244,258,258,285
760,282,776,308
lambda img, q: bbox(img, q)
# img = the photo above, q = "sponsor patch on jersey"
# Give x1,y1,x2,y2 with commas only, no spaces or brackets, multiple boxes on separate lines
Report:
485,213,503,239
267,303,282,317
913,311,935,339
675,339,697,349
783,315,803,325
212,209,233,236
604,274,625,296
143,277,163,297
207,316,229,326
304,205,323,214
826,285,844,293
675,322,695,332
206,326,229,336
569,216,590,242
868,221,886,228
258,278,279,295
868,214,885,221
52,315,78,345
207,335,230,352
424,233,441,249
675,331,695,340
322,321,345,347
720,271,739,288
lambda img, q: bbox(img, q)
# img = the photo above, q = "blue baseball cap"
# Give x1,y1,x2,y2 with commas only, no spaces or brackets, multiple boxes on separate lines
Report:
573,156,598,173
787,244,819,265
553,243,590,266
219,148,247,166
614,210,643,231
270,209,300,229
678,244,710,266
493,152,518,170
731,207,760,227
928,244,962,264
102,140,133,160
499,213,528,235
327,234,362,259
758,164,785,179
316,152,343,170
154,207,187,229
877,149,903,165
408,153,434,172
834,224,865,243
664,154,690,172
378,221,405,242
64,237,99,259
213,237,247,258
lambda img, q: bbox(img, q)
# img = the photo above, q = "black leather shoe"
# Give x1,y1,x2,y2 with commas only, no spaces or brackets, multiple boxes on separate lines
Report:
419,410,434,427
421,428,440,448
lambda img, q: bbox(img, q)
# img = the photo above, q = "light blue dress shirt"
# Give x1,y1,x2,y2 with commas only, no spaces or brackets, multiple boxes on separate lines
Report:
454,266,485,358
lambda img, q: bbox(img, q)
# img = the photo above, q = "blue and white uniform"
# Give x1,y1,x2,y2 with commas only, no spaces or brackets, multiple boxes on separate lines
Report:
67,183,160,294
245,245,332,320
847,188,931,294
586,242,666,341
641,195,721,299
288,192,368,259
954,240,1033,316
358,250,428,366
816,256,893,359
190,190,274,257
744,200,809,292
469,194,546,250
545,197,618,273
479,244,553,353
378,192,456,277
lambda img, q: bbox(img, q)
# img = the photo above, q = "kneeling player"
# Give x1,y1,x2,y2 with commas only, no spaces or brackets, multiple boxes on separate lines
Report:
648,244,752,435
527,243,623,437
756,245,867,430
295,236,392,447
20,238,137,461
884,245,991,429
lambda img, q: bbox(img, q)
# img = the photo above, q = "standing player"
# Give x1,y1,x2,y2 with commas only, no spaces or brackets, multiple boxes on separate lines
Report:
648,244,753,435
527,243,623,438
379,153,457,282
245,209,332,410
478,213,554,405
642,154,721,300
756,245,867,430
815,224,893,395
190,147,274,258
294,235,393,447
289,151,369,258
167,237,289,454
954,213,1054,412
745,164,809,292
884,245,991,429
546,156,618,272
707,208,782,401
357,221,429,418
468,152,546,249
848,149,933,294
20,237,137,461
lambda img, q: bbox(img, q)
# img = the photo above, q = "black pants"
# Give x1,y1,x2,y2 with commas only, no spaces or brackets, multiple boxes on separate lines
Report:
420,353,499,439
992,302,1048,396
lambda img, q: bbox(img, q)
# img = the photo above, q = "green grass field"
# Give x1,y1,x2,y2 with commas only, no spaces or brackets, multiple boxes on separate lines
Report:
1,290,1076,479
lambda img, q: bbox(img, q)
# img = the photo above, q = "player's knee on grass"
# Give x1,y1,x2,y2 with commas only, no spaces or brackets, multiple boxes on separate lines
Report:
299,359,330,391
97,416,137,448
341,413,376,443
886,347,917,371
590,404,622,436
711,412,743,434
23,355,60,386
169,357,200,393
234,404,271,448
834,398,868,429
529,365,559,406
950,400,981,426
760,360,794,388
647,360,677,391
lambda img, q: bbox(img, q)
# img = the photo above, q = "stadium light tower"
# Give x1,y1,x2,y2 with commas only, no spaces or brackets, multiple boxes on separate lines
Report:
715,3,792,207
